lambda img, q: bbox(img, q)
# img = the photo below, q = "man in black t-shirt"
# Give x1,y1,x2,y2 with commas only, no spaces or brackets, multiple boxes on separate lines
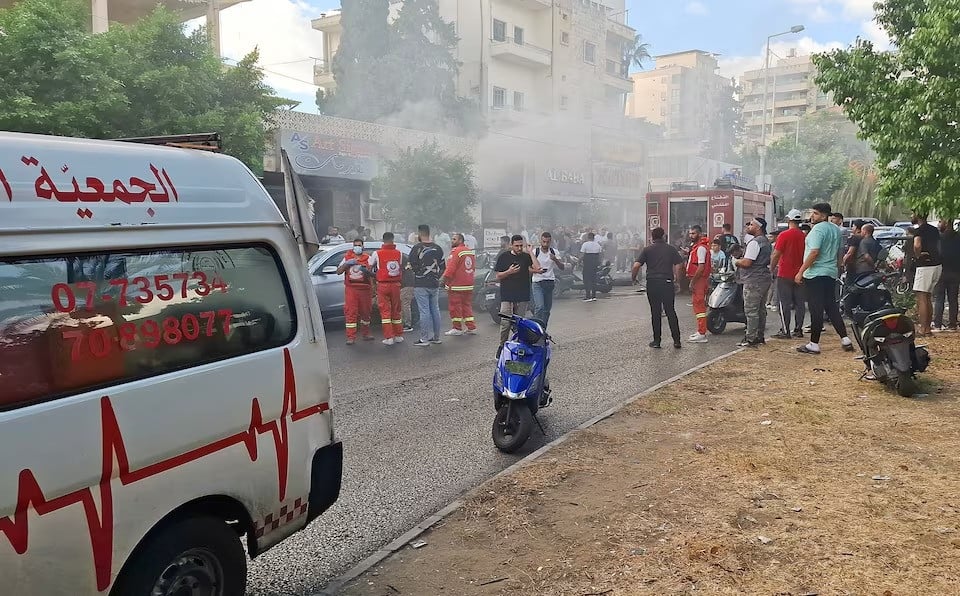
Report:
495,234,537,353
912,213,942,335
409,224,446,346
632,227,684,349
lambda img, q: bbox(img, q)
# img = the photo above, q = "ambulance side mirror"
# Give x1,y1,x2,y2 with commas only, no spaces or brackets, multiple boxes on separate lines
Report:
321,266,338,275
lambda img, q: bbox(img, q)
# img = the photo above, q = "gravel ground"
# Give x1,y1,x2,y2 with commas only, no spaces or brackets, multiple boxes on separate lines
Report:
245,289,740,595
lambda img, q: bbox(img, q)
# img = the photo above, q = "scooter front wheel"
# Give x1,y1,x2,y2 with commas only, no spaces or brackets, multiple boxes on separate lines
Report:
706,309,727,335
492,402,534,453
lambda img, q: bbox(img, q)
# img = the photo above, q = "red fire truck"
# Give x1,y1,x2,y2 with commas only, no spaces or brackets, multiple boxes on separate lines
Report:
645,178,778,247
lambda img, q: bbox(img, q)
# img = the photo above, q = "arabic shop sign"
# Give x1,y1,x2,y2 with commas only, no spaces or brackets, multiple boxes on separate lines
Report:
281,131,379,181
592,162,642,199
545,168,586,185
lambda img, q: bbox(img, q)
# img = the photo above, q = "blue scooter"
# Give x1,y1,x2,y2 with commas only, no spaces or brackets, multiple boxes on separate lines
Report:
492,314,553,453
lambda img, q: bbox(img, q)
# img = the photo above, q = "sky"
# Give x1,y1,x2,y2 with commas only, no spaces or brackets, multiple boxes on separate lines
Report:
200,0,892,115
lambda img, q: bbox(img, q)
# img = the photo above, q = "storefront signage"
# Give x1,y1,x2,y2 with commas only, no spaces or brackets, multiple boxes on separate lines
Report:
592,162,642,200
280,131,379,181
545,169,586,185
483,228,506,249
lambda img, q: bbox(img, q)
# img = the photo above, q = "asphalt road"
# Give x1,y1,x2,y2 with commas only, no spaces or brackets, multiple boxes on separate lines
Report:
246,288,740,595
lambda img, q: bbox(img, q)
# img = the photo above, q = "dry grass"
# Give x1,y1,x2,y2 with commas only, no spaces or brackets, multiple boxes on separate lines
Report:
344,334,960,596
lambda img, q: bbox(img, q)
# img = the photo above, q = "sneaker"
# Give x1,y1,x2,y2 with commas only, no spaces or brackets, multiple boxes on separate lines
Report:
465,328,478,335
689,333,708,343
588,297,598,302
792,329,804,339
362,335,374,341
402,325,414,333
688,332,700,340
413,339,430,347
393,336,404,343
738,338,761,348
582,298,591,302
674,342,682,349
772,332,792,340
444,329,464,336
430,339,443,345
382,338,395,346
932,325,947,333
648,341,662,349
346,339,355,345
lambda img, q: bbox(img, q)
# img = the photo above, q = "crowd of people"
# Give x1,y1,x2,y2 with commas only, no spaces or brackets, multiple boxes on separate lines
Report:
630,202,959,353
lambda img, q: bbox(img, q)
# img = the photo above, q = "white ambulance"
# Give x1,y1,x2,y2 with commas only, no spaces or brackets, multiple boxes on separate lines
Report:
0,132,342,595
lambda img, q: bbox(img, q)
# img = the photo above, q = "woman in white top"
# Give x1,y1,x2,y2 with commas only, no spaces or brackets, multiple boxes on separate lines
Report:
530,232,565,327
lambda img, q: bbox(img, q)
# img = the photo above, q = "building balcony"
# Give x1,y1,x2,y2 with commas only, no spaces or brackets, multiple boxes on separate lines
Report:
311,10,341,32
606,18,636,42
603,60,633,92
490,38,551,68
314,60,336,88
507,0,552,10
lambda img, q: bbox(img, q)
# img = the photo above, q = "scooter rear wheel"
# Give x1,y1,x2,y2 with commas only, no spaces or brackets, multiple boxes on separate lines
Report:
492,402,534,453
895,371,918,397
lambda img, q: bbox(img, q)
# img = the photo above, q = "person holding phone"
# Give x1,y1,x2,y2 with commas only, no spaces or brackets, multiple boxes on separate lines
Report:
531,232,564,328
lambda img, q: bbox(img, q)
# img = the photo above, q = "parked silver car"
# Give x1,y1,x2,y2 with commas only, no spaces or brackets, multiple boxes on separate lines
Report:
308,241,413,323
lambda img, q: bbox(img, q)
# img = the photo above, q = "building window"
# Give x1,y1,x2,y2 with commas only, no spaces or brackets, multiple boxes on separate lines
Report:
493,19,506,42
672,74,680,83
583,41,596,64
671,103,679,114
560,31,570,45
660,91,666,101
671,88,680,100
513,91,524,111
493,86,506,109
514,26,524,45
560,95,569,110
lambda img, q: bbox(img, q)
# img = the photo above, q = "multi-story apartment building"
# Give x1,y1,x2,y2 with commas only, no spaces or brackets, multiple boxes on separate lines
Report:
0,0,249,53
741,50,833,145
625,50,732,144
311,0,634,125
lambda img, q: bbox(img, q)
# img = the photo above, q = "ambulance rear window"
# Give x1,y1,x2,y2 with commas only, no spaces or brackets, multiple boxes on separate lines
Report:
0,244,296,410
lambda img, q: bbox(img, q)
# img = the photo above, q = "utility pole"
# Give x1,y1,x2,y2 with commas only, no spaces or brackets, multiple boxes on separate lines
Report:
757,25,803,192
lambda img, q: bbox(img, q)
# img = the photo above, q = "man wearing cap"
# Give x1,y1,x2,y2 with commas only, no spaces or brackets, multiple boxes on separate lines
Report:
734,217,773,347
770,209,807,339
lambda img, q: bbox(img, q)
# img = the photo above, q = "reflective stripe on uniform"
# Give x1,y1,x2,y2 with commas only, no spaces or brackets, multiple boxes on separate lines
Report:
696,313,707,319
464,316,475,322
450,317,463,322
345,323,357,328
450,286,473,292
392,319,404,324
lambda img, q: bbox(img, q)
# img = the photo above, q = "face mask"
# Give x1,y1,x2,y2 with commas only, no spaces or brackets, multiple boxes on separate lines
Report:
352,246,363,254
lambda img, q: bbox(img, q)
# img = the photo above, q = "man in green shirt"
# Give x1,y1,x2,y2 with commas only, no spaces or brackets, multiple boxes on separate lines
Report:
795,202,855,355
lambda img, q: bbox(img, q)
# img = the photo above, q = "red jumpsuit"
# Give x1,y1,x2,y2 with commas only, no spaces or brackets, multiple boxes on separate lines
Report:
342,252,372,341
687,237,713,336
443,244,477,331
372,244,404,340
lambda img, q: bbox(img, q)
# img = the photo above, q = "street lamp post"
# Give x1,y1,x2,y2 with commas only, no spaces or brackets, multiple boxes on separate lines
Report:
758,24,804,191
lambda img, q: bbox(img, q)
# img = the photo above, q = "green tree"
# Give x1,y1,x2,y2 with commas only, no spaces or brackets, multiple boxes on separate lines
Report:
814,0,960,218
701,78,743,163
318,0,480,135
766,110,871,209
0,0,284,171
374,142,478,232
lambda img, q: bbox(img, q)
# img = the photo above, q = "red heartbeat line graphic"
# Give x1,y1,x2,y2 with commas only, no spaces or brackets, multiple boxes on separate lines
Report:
0,168,11,202
0,348,328,592
76,208,93,219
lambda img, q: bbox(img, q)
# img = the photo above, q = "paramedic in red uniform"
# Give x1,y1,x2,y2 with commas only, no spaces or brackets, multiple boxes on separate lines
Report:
368,232,406,345
687,225,712,343
336,238,374,344
442,233,477,336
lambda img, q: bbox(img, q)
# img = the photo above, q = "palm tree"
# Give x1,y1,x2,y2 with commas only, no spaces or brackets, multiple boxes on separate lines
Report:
621,34,652,77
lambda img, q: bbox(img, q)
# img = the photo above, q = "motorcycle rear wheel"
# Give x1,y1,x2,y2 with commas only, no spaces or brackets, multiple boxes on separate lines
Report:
895,371,918,398
492,402,534,453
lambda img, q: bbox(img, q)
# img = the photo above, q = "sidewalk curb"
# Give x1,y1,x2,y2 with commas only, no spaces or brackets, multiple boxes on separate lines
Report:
316,348,743,595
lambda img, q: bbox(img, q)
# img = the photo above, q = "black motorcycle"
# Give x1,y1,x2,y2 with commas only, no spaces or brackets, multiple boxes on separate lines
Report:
842,271,930,397
565,255,614,295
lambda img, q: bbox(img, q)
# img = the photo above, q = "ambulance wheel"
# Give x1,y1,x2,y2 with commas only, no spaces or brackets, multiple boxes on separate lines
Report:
706,310,726,335
110,516,246,596
492,402,533,453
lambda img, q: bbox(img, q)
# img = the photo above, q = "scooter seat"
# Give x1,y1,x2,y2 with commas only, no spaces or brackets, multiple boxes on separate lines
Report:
863,307,906,325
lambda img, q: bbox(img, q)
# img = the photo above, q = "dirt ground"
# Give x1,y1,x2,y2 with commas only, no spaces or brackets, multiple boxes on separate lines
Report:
342,333,960,596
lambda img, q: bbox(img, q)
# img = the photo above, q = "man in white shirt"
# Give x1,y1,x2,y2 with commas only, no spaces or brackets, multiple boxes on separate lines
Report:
580,232,603,302
322,226,345,245
463,232,477,250
531,232,565,327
